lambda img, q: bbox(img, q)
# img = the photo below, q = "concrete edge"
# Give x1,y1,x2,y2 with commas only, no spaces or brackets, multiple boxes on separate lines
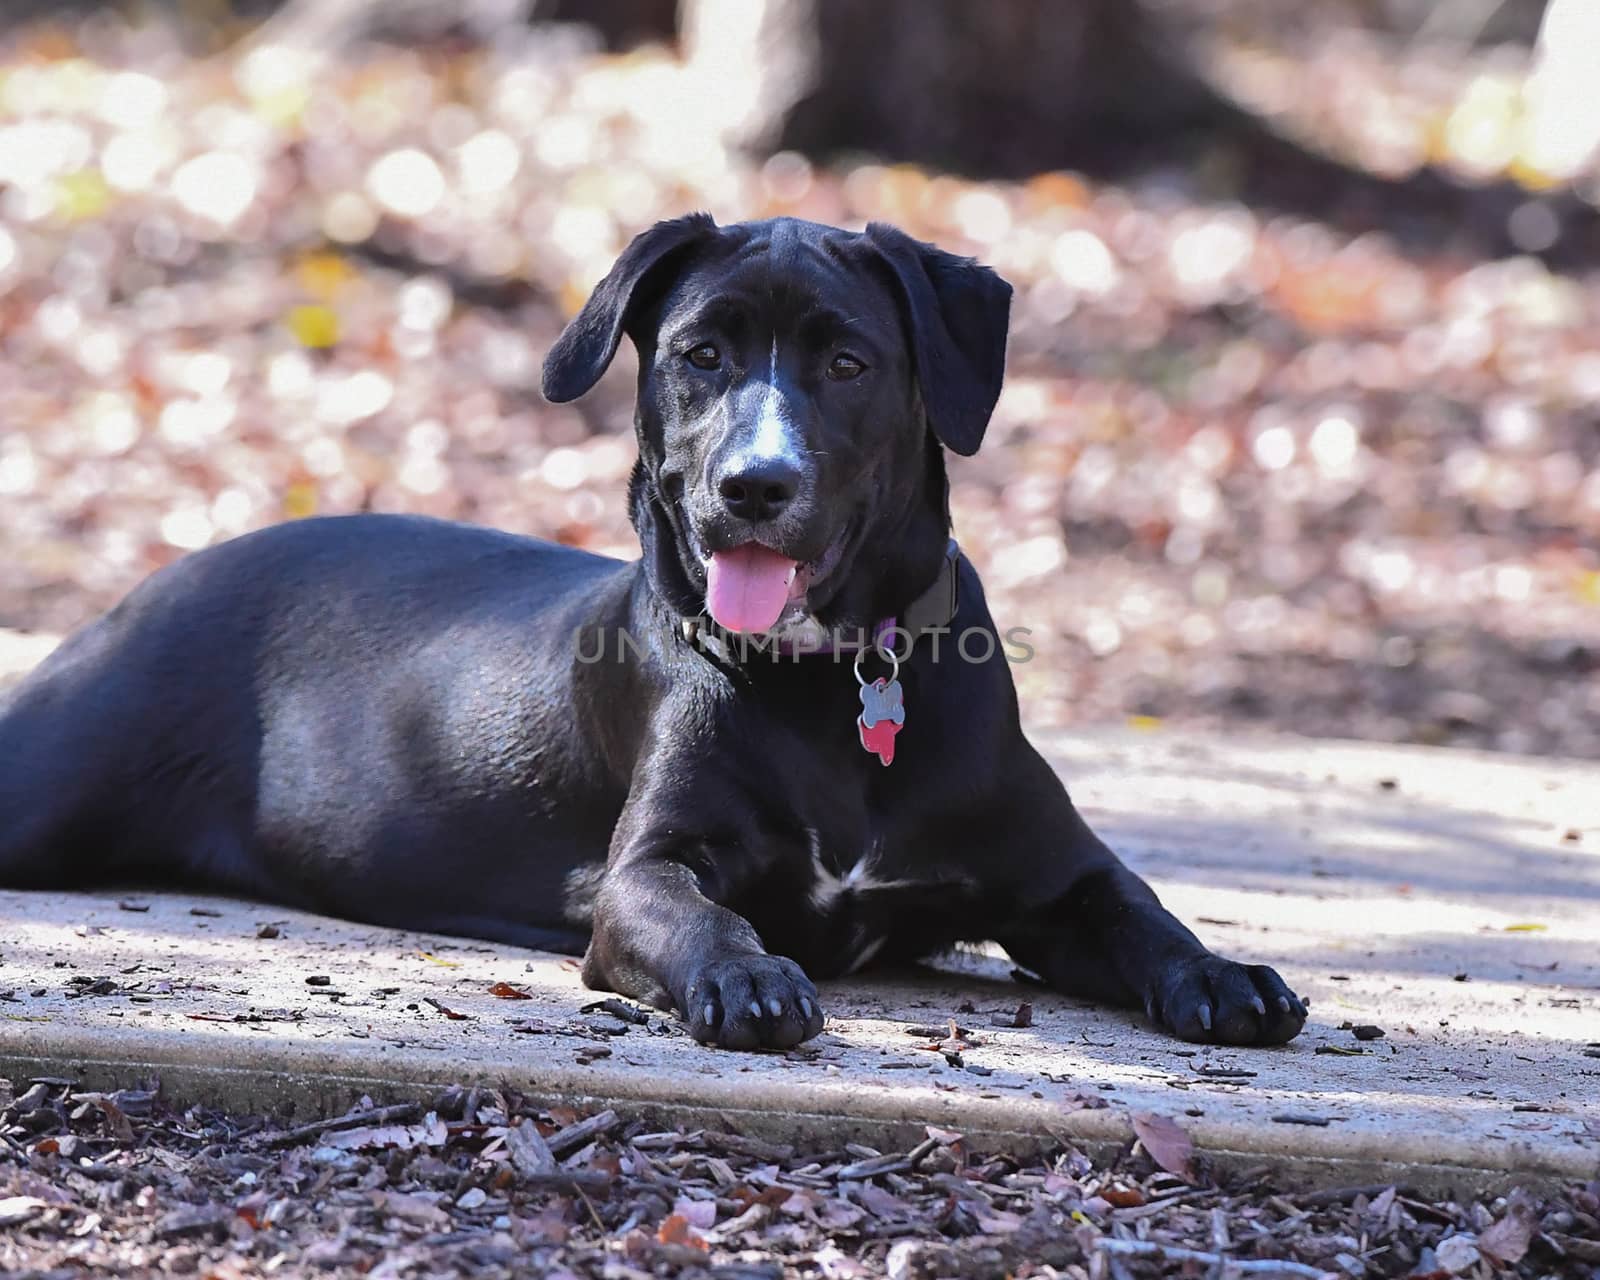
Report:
4,1027,1592,1199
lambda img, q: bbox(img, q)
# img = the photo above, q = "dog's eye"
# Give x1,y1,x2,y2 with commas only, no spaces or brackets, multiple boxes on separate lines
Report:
827,353,865,381
686,344,721,371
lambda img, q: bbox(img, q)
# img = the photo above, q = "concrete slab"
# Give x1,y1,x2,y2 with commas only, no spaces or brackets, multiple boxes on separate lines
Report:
1,636,1598,1193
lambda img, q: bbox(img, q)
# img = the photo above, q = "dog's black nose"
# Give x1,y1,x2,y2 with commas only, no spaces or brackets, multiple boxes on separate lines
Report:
716,456,801,523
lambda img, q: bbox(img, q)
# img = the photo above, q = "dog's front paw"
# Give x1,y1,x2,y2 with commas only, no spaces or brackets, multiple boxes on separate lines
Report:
683,954,825,1050
1149,954,1306,1046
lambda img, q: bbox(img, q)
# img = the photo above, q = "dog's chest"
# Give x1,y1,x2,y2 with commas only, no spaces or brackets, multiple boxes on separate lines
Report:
805,827,891,905
788,824,980,976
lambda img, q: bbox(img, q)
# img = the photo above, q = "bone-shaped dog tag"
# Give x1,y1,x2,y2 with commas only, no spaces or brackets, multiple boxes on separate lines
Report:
857,676,905,766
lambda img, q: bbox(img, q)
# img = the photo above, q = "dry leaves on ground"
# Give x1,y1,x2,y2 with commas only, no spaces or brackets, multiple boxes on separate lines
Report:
1,1075,1596,1278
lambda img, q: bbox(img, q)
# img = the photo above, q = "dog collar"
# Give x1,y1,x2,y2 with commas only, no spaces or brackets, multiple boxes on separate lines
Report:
681,540,960,770
680,538,961,660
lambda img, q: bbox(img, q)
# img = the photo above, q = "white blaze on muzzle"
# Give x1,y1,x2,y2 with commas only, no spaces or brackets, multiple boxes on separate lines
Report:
748,338,805,469
701,338,813,634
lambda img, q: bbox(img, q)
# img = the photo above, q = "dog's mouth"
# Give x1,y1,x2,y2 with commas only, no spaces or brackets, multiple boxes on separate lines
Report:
687,527,848,634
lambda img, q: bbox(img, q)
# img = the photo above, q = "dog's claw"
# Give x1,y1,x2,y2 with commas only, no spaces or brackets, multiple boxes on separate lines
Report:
1152,955,1307,1046
682,953,823,1051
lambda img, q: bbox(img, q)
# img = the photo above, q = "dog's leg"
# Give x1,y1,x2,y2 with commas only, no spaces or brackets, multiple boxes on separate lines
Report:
582,775,826,1051
991,746,1307,1046
586,859,824,1050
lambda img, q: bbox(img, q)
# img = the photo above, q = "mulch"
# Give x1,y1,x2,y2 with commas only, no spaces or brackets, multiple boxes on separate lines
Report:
1,1077,1594,1278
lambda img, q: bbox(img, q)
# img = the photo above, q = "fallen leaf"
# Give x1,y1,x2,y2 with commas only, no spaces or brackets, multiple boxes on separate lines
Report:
671,1197,718,1229
416,951,461,967
1130,1112,1197,1183
1503,922,1548,932
74,1091,135,1142
0,1196,48,1226
372,1190,449,1227
655,1213,707,1248
522,1204,573,1245
1367,1186,1398,1218
323,1113,448,1151
504,1118,556,1177
701,1201,768,1244
816,1198,867,1230
234,1194,267,1230
855,1183,911,1220
1435,1232,1481,1274
992,1001,1033,1028
488,981,531,999
424,997,471,1020
973,1204,1026,1233
1480,1207,1534,1265
779,1188,821,1216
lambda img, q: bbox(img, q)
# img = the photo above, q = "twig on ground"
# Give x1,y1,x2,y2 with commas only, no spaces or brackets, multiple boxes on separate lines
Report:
1293,1183,1402,1208
837,1135,940,1180
261,1102,422,1149
1109,1188,1219,1220
578,997,652,1025
546,1108,620,1158
514,1168,614,1191
1093,1238,1329,1278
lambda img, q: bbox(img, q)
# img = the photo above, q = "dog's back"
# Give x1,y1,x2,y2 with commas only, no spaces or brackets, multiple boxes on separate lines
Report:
0,514,628,940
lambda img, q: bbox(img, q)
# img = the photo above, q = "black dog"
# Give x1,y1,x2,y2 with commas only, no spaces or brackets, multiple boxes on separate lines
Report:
0,216,1306,1051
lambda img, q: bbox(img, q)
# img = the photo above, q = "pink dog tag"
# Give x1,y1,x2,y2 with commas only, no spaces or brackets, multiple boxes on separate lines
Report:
857,676,905,766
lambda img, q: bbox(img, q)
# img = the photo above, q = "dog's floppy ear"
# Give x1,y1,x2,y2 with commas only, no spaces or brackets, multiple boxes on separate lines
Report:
542,213,717,403
864,222,1012,457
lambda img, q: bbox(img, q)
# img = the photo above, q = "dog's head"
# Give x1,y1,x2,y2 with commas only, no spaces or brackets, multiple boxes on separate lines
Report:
543,215,1011,634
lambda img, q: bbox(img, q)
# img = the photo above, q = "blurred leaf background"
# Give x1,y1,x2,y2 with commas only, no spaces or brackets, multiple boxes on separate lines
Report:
2,0,1599,757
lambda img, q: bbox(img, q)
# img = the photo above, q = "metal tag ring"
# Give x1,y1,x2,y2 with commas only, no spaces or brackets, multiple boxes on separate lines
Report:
853,639,900,687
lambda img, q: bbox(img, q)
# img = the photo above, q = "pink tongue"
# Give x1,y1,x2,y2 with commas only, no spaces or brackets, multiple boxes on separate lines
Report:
706,545,799,633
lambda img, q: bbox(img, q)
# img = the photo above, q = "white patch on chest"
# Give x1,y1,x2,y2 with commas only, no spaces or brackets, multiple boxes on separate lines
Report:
806,829,900,974
806,829,889,908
